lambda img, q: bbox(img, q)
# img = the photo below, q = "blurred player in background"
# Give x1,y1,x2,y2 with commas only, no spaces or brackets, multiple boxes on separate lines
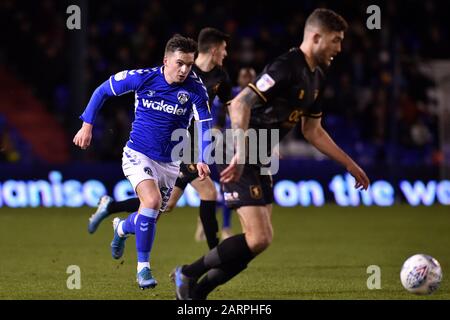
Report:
74,34,212,290
172,9,370,300
88,28,233,250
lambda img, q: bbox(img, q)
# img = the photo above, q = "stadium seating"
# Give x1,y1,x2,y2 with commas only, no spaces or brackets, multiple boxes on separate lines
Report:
0,67,70,164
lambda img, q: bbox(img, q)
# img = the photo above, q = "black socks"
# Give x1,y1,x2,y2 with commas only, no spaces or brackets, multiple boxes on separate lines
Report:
193,260,250,299
107,197,140,214
182,234,254,279
199,200,219,249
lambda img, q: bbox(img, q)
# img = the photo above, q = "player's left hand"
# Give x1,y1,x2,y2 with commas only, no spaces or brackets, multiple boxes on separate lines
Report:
346,163,370,190
197,162,210,181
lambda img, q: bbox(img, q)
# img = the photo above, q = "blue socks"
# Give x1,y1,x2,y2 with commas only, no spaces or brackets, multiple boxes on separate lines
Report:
122,211,138,235
135,208,158,263
121,208,158,264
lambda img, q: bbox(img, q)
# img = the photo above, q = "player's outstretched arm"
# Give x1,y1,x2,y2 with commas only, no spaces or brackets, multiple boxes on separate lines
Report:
194,118,212,181
220,87,258,183
301,116,370,190
74,70,143,150
228,87,257,132
73,79,116,150
193,87,213,181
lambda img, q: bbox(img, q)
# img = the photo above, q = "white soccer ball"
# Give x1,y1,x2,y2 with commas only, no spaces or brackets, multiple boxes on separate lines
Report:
400,254,443,295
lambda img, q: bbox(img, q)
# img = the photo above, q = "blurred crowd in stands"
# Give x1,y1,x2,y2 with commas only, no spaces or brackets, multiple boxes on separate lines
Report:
1,0,448,166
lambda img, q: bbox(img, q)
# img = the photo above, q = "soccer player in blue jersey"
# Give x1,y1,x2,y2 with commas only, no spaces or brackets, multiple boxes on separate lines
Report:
87,28,233,251
73,34,212,289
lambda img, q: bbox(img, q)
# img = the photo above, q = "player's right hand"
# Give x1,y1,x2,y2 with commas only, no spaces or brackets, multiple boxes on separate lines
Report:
73,122,93,150
197,162,211,181
346,163,370,190
220,153,244,183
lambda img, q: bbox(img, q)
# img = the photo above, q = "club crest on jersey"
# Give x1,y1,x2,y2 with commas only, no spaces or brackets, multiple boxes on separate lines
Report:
298,89,305,100
256,74,275,92
213,83,220,94
177,91,190,105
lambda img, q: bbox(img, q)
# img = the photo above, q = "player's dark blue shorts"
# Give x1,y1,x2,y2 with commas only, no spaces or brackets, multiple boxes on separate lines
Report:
217,164,273,209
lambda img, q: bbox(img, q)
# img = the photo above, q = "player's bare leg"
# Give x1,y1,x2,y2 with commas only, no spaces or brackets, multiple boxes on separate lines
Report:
191,176,217,200
235,205,273,254
162,184,207,242
220,227,233,241
163,186,183,213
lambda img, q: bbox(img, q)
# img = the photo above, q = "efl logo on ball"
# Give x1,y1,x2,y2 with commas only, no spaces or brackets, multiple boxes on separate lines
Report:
400,254,442,295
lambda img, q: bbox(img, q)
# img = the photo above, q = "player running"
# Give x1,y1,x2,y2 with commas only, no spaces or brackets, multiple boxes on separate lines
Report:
173,9,370,300
87,28,233,250
73,34,212,290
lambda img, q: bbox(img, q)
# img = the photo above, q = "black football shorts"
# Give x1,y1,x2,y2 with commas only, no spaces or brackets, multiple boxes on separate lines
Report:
174,162,200,190
217,164,273,209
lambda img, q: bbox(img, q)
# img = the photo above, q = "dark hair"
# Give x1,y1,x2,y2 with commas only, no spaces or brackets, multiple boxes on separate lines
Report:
305,8,348,32
165,34,198,55
198,27,230,53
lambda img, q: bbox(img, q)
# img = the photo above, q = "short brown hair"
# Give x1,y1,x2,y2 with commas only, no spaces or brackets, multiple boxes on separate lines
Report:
165,34,198,55
198,27,230,53
305,8,348,32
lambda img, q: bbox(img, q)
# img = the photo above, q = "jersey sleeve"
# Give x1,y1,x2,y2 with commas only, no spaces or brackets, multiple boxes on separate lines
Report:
80,79,114,124
108,69,148,96
303,83,325,118
192,84,213,163
192,83,212,122
217,71,233,105
247,56,292,103
80,69,148,124
214,71,233,129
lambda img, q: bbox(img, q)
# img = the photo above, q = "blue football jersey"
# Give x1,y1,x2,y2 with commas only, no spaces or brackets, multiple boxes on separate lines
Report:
81,67,212,162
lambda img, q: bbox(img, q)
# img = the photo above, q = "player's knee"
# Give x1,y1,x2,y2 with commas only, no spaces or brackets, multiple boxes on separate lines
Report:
250,238,271,254
246,231,273,254
140,196,162,210
260,233,273,250
198,187,217,201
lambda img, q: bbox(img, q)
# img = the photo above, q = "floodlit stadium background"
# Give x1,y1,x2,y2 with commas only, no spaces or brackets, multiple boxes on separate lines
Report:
1,0,449,208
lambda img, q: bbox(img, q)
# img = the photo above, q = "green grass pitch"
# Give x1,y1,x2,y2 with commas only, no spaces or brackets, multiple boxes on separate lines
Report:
0,205,449,299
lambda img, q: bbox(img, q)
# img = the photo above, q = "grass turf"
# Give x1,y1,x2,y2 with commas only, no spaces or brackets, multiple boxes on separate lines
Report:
0,205,449,300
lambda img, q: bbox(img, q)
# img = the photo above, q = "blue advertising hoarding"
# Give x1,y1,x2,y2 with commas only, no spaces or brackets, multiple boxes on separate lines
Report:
0,161,448,208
